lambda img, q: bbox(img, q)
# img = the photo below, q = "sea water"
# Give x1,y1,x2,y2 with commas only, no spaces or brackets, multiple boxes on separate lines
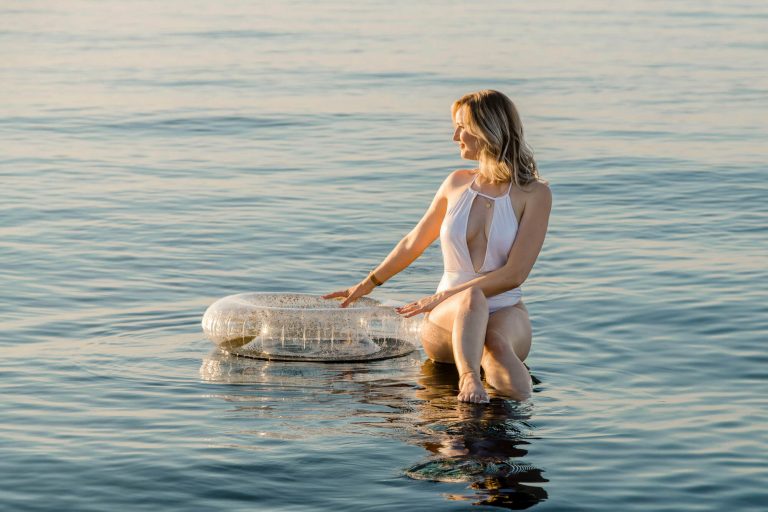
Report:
1,1,767,510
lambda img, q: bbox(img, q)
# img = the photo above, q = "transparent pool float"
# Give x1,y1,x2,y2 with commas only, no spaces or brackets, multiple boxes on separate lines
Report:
201,293,420,362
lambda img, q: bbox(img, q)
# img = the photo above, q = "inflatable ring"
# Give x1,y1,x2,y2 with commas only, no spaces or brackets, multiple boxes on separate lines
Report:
201,292,419,362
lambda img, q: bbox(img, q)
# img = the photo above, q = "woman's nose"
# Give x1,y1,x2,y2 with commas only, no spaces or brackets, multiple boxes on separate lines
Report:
452,128,460,141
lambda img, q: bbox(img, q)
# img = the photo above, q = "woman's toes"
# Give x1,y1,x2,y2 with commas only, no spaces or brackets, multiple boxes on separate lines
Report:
457,374,489,403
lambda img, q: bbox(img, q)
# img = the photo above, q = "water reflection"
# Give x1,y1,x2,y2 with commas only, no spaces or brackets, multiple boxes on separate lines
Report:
200,350,547,509
407,360,548,509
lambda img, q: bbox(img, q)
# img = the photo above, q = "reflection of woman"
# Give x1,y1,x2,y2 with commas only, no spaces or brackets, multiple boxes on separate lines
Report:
408,360,548,508
325,90,551,403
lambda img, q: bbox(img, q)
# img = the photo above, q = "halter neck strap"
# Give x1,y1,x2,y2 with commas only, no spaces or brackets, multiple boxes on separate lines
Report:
470,175,512,200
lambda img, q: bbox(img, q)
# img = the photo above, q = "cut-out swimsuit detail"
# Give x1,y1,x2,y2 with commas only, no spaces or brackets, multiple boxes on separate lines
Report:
436,175,522,313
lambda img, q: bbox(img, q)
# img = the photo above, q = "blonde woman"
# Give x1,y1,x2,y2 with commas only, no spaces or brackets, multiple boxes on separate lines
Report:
324,90,551,403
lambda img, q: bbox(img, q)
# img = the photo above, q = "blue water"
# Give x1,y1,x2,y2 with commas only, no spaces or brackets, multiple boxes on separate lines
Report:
2,1,767,510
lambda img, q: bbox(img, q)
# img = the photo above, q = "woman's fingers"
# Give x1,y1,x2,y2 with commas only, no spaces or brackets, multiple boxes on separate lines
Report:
403,306,424,318
340,288,363,308
322,290,348,299
397,296,441,317
398,301,419,311
395,304,412,314
396,302,423,317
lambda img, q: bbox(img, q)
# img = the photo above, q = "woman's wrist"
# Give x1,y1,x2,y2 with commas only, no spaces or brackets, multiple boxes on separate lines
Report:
359,275,375,291
368,270,384,287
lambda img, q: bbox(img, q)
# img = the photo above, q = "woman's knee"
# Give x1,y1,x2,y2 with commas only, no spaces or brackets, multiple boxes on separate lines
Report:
484,327,531,361
482,336,533,400
456,286,488,314
483,331,509,355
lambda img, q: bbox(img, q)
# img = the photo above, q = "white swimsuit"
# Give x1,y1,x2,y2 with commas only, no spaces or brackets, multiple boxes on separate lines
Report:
436,175,522,313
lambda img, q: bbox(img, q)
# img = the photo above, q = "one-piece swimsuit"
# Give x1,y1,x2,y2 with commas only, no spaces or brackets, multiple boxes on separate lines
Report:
436,174,521,313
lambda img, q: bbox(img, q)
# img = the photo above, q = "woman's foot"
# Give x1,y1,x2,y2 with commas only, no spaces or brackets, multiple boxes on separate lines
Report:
458,371,489,403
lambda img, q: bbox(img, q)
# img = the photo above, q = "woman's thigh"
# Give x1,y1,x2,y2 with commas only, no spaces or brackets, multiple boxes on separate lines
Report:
485,302,532,362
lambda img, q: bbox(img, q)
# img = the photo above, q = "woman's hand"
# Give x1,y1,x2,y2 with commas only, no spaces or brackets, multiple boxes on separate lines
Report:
323,278,376,308
395,292,448,318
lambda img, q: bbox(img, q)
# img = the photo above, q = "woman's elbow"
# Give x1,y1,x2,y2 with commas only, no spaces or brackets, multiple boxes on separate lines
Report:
504,268,529,290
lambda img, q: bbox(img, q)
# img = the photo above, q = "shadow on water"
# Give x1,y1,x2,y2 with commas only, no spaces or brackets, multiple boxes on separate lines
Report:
405,360,548,510
200,350,547,510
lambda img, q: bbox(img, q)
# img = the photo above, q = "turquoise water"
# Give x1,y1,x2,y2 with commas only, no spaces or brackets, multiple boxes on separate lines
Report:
2,1,767,510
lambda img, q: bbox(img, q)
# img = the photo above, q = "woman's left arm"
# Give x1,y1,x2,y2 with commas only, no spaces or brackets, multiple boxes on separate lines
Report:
397,183,551,317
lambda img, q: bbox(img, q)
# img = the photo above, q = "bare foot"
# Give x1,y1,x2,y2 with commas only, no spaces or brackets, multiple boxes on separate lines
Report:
458,371,489,403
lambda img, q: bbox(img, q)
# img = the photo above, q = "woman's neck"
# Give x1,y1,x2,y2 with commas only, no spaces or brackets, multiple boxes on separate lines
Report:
474,170,509,186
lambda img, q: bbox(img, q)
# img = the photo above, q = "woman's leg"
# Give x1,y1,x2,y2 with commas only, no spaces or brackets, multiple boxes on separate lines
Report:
421,298,533,402
481,302,533,401
421,286,490,403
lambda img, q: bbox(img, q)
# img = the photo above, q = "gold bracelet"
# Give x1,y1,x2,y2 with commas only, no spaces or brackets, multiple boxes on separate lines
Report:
368,271,383,287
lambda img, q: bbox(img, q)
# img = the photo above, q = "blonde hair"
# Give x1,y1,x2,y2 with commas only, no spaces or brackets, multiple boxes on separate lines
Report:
452,90,540,186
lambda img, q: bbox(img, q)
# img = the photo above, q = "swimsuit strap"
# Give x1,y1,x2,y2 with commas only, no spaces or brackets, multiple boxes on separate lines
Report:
469,174,513,200
469,174,480,191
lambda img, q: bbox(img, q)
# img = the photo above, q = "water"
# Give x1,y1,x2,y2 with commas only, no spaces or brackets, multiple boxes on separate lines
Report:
2,1,767,510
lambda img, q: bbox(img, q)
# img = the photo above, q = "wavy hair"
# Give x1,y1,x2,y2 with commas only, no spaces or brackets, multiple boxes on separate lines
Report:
452,90,540,186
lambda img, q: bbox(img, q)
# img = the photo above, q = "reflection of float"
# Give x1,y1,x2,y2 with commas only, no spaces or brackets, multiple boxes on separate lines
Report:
201,293,420,362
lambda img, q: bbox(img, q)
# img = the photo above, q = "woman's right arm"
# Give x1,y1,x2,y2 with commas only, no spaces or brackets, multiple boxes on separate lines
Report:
323,172,456,307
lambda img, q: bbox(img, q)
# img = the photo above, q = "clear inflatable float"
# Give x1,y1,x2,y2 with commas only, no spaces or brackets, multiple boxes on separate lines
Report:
201,293,420,362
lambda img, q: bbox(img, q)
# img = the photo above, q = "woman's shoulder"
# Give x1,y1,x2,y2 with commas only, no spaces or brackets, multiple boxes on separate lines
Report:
436,169,475,198
512,178,550,196
511,179,551,216
519,180,552,214
444,168,476,187
526,180,551,198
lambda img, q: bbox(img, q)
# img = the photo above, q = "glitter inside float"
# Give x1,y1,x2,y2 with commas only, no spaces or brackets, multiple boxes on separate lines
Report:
201,293,420,362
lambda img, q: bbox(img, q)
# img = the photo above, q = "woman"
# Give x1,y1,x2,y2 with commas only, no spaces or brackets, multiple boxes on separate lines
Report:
324,90,551,404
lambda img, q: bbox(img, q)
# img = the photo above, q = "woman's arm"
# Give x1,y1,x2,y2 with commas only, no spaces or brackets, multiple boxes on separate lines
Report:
369,177,450,283
397,181,551,318
324,172,457,307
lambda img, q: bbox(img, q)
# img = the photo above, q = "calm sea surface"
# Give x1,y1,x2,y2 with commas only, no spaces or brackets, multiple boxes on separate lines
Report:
2,1,767,510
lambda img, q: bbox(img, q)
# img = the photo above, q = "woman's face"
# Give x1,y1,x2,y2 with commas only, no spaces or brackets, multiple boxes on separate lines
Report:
453,107,481,160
